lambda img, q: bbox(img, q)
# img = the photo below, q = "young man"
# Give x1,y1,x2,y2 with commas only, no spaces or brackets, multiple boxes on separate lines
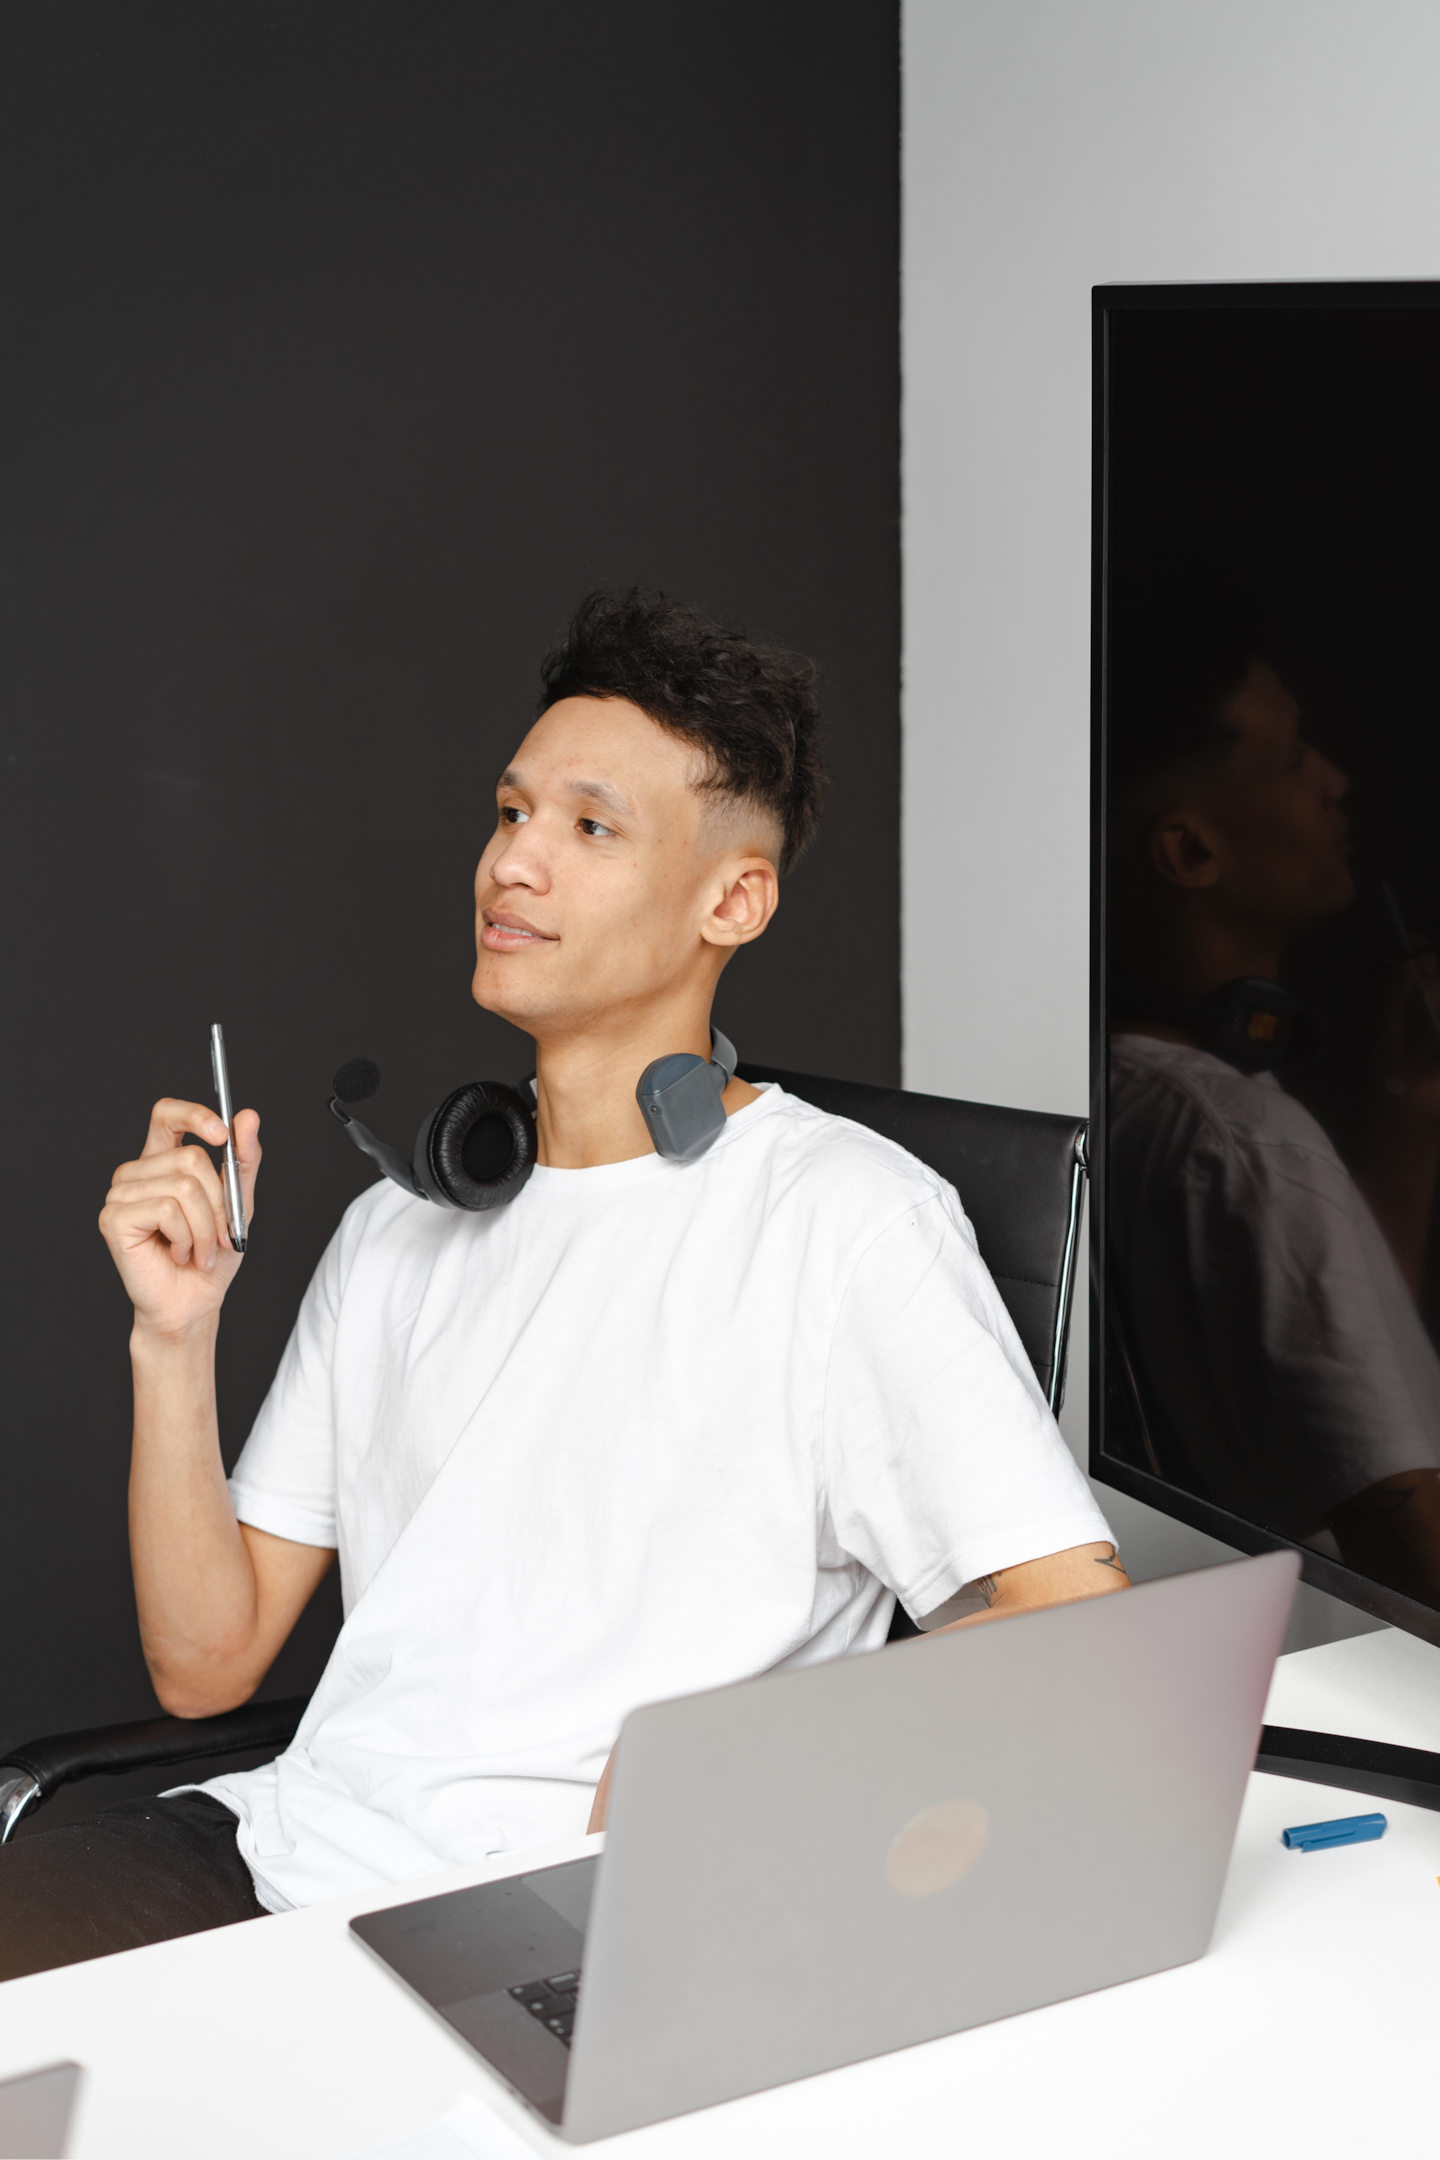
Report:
2,590,1120,1978
1108,576,1440,1600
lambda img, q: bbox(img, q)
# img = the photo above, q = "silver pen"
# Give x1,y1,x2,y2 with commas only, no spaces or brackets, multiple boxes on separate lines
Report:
209,1023,248,1254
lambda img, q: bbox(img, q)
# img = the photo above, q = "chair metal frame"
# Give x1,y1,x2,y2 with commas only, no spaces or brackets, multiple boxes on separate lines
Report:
1048,1129,1088,1417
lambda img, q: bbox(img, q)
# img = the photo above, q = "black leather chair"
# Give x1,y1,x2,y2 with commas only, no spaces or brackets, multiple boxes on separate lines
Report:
744,1067,1088,1417
0,1068,1089,1844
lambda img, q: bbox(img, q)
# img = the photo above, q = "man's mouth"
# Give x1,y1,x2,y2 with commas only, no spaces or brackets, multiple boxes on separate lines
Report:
480,909,558,952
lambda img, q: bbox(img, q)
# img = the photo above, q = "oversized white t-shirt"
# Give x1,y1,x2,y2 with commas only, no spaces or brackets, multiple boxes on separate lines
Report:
203,1084,1111,1912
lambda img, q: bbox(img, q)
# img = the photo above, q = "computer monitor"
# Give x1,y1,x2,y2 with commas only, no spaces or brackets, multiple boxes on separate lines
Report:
1090,281,1440,1669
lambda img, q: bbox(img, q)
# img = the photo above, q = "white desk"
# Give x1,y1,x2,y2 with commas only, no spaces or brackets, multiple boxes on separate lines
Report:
3,1627,1438,2160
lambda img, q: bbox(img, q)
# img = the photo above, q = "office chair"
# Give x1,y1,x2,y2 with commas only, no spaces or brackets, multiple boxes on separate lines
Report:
0,1068,1088,1844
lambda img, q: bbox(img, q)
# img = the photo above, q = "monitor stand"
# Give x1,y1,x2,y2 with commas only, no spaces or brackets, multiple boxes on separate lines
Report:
1257,1725,1440,1812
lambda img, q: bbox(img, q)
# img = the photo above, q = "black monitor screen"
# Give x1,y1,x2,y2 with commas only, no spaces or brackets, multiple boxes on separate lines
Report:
1093,282,1440,1647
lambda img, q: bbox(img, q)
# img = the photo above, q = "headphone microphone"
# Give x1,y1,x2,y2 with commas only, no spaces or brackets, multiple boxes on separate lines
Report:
328,1027,740,1210
332,1058,382,1107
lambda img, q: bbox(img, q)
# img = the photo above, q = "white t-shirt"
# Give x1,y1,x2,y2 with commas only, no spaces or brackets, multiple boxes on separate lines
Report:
1109,1033,1440,1538
203,1084,1110,1912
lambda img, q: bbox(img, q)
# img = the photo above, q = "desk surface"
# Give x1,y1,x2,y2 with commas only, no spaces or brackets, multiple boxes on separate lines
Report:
3,1626,1438,2160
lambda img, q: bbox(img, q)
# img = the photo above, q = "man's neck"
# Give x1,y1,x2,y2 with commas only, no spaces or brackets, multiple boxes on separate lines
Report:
530,1006,758,1169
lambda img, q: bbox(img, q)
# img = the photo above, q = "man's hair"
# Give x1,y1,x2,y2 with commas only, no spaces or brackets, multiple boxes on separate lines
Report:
1108,562,1269,800
538,588,828,874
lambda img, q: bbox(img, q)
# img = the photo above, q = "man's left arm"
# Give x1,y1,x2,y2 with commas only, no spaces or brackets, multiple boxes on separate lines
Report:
586,1545,1129,1829
933,1540,1130,1633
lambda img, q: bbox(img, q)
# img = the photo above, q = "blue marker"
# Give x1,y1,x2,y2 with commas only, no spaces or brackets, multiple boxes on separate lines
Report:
1282,1812,1386,1852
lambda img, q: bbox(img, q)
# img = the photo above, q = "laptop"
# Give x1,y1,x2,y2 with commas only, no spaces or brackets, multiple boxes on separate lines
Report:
0,2062,81,2160
352,1550,1298,2143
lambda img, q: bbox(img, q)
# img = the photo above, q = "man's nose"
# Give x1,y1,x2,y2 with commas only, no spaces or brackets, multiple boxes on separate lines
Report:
487,826,549,889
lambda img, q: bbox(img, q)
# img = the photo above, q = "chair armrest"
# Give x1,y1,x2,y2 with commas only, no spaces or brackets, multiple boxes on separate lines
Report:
0,1696,308,1841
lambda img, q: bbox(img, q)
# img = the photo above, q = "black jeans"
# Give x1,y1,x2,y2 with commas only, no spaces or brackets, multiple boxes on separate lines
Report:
0,1791,266,1981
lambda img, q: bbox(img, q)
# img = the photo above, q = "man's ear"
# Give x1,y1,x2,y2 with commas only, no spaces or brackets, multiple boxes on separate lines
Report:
701,855,780,949
1148,809,1221,891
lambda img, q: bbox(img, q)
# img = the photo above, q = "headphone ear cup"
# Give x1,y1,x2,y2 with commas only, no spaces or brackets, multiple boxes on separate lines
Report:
412,1082,537,1211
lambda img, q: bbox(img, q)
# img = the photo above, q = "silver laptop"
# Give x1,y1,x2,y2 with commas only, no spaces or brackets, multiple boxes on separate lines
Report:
352,1551,1297,2143
0,2062,81,2159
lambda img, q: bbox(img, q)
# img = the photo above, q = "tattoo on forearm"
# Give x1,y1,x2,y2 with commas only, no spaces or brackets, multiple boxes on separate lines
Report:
1093,1548,1125,1574
975,1574,999,1605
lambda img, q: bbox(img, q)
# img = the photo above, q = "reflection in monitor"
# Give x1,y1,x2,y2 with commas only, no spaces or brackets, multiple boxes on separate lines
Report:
1092,282,1440,1658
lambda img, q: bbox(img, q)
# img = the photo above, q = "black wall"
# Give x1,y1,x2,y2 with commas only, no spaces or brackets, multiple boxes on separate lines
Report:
0,2,901,1759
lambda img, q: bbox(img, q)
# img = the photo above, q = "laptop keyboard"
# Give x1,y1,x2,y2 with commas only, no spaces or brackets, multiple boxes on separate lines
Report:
508,1969,582,2047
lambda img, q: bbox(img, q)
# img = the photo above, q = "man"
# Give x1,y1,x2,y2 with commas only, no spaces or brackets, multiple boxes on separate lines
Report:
1108,573,1440,1600
2,589,1120,1977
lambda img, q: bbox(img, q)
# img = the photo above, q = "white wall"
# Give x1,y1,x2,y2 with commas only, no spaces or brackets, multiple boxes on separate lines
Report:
902,0,1440,1642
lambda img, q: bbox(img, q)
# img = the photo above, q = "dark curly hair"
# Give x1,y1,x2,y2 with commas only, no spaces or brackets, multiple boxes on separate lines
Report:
538,588,828,874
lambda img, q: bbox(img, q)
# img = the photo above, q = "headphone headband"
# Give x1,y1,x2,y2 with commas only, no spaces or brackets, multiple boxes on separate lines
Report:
332,1022,742,1206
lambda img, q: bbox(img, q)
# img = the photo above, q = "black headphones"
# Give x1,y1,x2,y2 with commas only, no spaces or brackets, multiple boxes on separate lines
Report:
1110,971,1323,1074
328,1029,740,1211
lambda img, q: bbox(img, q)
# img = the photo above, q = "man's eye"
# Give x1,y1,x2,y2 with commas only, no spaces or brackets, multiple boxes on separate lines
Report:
579,818,615,839
501,805,529,826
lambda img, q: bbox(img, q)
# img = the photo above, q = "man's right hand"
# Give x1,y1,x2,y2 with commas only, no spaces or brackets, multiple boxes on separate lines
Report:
99,1099,262,1338
100,1095,331,1719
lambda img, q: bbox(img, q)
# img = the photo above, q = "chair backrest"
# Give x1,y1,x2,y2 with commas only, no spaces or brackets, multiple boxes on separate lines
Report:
740,1066,1088,1413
